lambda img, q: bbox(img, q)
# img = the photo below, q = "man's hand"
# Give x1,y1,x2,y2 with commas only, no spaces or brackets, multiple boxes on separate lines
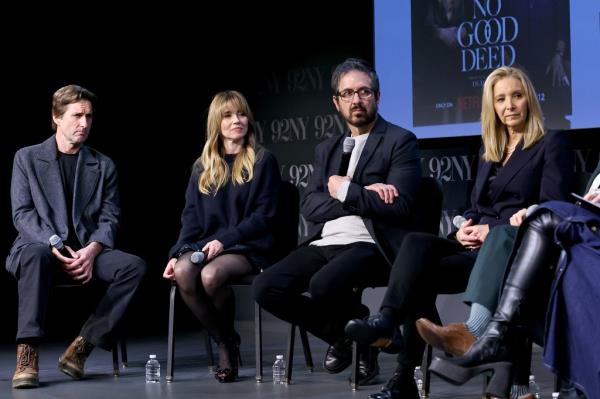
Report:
62,242,103,284
365,183,399,204
202,240,224,261
327,175,350,198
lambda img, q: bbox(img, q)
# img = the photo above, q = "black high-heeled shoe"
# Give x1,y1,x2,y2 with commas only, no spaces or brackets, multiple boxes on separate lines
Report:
214,333,241,383
429,320,514,398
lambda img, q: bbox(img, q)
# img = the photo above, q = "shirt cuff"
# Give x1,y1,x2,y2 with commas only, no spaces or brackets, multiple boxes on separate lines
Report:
336,180,351,202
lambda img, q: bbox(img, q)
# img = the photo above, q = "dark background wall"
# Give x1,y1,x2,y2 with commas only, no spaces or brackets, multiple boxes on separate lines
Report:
1,3,598,342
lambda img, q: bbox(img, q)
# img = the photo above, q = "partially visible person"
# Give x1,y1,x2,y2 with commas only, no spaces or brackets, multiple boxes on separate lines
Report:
7,85,147,389
345,66,573,399
429,160,600,398
163,90,280,383
253,58,422,386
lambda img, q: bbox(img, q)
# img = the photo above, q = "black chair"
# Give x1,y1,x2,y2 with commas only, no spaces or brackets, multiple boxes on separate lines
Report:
285,176,444,389
54,282,128,376
166,181,311,383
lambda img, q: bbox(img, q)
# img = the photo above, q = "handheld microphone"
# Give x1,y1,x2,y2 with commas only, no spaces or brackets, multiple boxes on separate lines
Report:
452,215,468,229
338,137,355,176
190,250,206,265
525,204,539,218
49,235,72,258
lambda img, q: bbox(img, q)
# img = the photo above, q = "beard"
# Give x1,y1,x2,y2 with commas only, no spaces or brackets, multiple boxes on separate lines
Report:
344,105,377,128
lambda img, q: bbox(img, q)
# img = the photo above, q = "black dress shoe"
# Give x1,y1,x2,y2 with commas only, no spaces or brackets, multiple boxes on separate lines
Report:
345,314,395,349
367,371,419,399
355,346,380,386
324,337,352,374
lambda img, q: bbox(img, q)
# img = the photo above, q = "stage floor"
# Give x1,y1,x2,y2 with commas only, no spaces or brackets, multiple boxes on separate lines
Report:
0,320,560,399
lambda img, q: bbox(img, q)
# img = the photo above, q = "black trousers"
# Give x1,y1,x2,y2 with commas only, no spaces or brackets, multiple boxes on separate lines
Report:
253,242,389,344
13,243,147,350
381,232,478,367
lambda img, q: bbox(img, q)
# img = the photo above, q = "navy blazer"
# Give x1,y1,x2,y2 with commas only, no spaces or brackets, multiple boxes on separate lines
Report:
6,136,120,274
300,115,422,264
464,130,573,227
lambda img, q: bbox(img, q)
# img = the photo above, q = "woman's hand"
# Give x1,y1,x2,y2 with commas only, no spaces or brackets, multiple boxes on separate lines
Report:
202,240,224,261
584,188,600,203
163,258,177,280
510,208,528,226
456,220,489,250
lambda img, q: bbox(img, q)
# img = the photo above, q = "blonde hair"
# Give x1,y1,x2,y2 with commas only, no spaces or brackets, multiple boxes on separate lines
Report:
480,66,545,162
196,91,259,195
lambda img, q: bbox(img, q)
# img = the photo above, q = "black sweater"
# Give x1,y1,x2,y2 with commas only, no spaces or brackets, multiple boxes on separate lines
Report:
169,150,281,259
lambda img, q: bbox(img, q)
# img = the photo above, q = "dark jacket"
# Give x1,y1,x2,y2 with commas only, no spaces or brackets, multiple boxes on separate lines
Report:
7,136,120,274
464,130,573,227
169,150,281,259
300,115,421,265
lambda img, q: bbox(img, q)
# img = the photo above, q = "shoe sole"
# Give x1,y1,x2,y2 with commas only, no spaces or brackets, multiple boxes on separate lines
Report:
12,377,39,389
58,358,84,380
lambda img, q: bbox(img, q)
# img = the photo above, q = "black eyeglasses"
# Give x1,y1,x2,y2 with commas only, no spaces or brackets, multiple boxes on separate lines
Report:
336,87,375,101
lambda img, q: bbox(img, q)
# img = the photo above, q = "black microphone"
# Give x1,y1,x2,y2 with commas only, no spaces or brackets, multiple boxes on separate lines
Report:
190,250,206,265
453,215,468,229
49,235,72,258
338,137,355,176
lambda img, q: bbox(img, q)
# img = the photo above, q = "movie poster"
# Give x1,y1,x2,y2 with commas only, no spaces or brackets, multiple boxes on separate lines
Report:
411,0,571,129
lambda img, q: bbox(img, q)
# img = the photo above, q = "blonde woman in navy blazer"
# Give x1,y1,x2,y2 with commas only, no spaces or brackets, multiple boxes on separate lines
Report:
345,66,573,399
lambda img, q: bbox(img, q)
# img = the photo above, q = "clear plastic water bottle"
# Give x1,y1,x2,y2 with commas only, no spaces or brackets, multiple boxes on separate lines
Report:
145,354,160,383
528,374,541,398
272,354,285,384
552,392,561,399
413,366,425,398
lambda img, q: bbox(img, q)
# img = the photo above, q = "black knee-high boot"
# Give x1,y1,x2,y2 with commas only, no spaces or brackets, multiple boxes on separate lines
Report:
430,210,562,398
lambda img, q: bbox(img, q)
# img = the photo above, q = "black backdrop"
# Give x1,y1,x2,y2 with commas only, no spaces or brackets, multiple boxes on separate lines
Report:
1,2,598,341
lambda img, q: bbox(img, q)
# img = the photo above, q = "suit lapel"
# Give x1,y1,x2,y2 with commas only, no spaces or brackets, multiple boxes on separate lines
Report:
73,146,100,226
489,143,537,203
473,157,492,205
36,137,68,227
352,117,385,179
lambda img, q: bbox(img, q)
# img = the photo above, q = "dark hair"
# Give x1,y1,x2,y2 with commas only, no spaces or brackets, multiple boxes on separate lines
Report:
331,58,380,95
51,85,97,131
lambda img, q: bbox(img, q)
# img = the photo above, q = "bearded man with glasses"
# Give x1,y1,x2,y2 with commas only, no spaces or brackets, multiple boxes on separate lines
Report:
254,58,421,387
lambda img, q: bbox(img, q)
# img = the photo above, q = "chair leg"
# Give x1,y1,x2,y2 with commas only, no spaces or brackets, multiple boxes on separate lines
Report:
255,302,263,382
424,344,433,397
298,328,313,372
285,324,296,384
120,340,128,367
204,330,214,370
350,341,360,390
167,282,177,383
112,342,120,376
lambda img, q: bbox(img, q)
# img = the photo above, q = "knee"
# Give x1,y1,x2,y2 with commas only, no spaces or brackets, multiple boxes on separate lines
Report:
526,209,561,234
124,255,147,281
174,264,197,294
252,271,275,306
200,267,223,296
19,244,53,274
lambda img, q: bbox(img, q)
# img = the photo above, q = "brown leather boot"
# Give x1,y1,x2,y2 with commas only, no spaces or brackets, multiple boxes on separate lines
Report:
415,318,476,356
58,336,94,379
12,343,40,389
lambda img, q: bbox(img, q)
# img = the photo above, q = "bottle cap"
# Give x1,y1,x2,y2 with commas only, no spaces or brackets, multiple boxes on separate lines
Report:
529,374,535,381
276,354,283,360
149,354,157,359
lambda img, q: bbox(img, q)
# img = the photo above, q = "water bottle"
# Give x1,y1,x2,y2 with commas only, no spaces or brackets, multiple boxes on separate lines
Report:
413,366,425,398
272,354,285,384
145,354,160,383
528,374,540,398
552,392,561,399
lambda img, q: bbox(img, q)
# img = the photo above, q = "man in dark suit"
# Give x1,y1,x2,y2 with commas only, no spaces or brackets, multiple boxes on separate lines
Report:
254,58,421,384
7,85,147,389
